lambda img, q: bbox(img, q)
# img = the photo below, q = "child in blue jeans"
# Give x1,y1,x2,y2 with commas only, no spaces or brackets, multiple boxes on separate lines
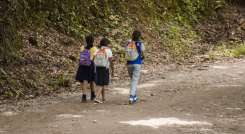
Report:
125,30,145,104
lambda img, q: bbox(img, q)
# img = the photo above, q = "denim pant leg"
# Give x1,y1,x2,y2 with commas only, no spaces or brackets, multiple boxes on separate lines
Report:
127,64,141,96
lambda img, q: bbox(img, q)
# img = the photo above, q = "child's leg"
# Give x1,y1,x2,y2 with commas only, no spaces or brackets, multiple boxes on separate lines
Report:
82,80,89,93
128,64,141,104
81,80,88,102
127,65,133,79
80,81,84,92
95,86,102,98
95,86,103,103
110,61,114,77
102,86,105,102
130,65,141,97
90,81,95,92
90,81,96,100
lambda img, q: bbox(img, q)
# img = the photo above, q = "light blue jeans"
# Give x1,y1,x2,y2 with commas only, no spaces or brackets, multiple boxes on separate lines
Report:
127,64,141,97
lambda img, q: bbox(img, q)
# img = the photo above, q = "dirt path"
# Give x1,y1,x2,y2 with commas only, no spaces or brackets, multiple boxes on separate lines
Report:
1,59,245,134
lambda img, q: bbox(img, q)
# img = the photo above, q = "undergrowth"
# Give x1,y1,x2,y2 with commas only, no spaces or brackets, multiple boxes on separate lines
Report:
0,0,231,99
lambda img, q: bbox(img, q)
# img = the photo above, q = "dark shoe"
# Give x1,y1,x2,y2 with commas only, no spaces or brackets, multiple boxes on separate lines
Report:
91,91,96,101
81,94,87,102
102,98,106,103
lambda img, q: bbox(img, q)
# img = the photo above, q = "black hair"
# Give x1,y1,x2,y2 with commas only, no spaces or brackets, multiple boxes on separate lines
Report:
132,30,141,41
85,34,94,49
99,38,110,48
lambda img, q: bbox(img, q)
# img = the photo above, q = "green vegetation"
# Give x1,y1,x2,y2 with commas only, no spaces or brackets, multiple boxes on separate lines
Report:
2,0,243,99
160,22,199,62
0,0,227,62
208,42,245,60
0,1,229,65
0,23,22,63
232,44,245,57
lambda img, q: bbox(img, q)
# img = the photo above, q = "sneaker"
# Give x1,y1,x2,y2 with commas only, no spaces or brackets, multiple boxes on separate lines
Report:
129,95,138,104
133,95,138,102
90,91,95,101
94,98,103,104
129,95,134,104
81,94,87,102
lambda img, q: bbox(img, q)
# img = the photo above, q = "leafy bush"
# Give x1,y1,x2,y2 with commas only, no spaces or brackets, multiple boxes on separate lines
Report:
57,73,71,87
208,42,245,59
0,0,230,99
0,22,22,63
232,44,245,57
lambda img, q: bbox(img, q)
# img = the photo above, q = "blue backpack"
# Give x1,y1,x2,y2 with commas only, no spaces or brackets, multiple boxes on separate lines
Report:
79,49,91,66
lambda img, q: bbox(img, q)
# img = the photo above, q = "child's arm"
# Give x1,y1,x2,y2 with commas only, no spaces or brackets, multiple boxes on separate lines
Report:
141,51,145,60
109,55,117,77
141,42,145,60
107,49,114,77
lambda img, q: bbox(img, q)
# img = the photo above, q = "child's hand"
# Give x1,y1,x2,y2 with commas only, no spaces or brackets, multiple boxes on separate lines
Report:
141,55,145,60
141,52,145,60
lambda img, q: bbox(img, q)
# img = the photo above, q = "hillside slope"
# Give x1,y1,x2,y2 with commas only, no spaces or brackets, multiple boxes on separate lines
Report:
0,0,244,100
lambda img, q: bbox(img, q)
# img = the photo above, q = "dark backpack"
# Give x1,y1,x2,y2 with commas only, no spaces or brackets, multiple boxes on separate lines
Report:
79,49,91,66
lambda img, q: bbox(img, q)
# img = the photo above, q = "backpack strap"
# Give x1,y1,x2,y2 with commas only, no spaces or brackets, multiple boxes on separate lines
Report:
102,48,108,58
97,47,108,57
134,41,142,55
83,48,89,53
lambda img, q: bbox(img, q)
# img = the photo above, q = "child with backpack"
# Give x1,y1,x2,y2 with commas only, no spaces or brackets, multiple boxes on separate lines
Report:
75,35,97,102
93,38,113,103
125,30,145,104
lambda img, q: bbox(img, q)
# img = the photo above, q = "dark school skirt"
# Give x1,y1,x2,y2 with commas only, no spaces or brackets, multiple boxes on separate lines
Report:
75,62,95,82
95,67,109,86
